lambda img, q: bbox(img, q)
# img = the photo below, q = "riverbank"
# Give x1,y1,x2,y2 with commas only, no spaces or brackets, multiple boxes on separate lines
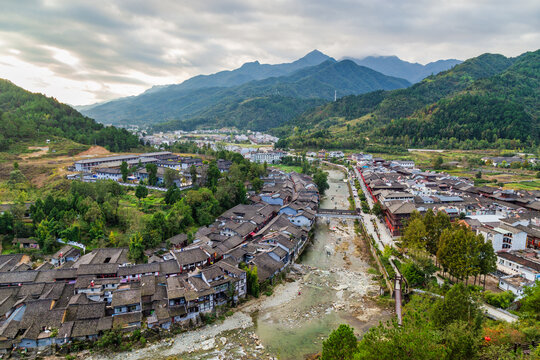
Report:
79,169,390,360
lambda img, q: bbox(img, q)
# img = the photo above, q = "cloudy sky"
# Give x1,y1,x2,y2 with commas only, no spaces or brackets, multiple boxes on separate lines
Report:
0,0,538,105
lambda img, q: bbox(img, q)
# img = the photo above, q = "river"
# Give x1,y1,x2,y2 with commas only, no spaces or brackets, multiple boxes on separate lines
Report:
89,169,389,360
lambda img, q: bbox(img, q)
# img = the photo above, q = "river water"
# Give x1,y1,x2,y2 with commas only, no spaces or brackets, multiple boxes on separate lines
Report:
90,169,388,360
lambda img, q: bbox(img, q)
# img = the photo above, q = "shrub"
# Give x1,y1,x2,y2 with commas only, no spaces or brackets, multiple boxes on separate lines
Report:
402,261,425,287
483,290,516,309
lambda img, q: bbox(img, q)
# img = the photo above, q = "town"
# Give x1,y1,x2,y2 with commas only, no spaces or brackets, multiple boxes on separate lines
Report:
0,143,538,355
0,148,318,353
350,153,540,297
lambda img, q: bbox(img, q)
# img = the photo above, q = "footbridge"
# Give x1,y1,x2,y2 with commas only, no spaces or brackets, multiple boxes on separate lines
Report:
316,208,361,219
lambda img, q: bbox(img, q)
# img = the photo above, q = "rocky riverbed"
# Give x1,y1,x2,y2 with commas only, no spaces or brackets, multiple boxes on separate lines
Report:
85,169,391,360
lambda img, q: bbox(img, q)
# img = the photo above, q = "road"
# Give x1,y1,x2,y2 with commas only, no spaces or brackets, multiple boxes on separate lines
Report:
412,289,518,323
322,162,519,324
482,303,519,323
321,161,395,249
351,166,395,248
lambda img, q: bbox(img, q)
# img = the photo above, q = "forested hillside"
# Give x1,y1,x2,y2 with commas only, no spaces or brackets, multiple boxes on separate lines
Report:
80,58,410,130
152,60,409,131
276,50,538,150
153,96,325,132
0,79,141,152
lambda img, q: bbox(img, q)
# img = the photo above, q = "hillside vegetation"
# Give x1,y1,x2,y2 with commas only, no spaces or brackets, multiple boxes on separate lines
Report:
0,79,140,152
276,50,539,151
81,59,410,130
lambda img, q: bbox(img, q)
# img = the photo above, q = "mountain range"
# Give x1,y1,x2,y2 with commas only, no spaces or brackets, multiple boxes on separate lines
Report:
78,51,412,129
78,50,459,130
3,48,535,153
346,56,462,83
275,49,539,150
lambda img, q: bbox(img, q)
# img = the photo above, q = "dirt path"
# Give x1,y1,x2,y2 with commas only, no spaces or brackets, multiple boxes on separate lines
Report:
21,146,49,159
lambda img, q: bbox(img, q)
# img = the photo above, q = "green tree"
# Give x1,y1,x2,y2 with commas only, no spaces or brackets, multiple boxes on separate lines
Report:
8,169,27,185
207,162,221,189
163,168,179,189
520,280,540,319
402,261,425,287
478,239,497,289
145,163,158,186
135,185,148,203
444,320,482,360
128,232,146,263
314,169,329,195
431,283,482,330
356,307,446,360
402,217,427,251
251,177,263,193
240,263,260,298
120,161,129,182
322,324,358,360
372,202,383,217
164,185,181,205
483,291,516,309
190,165,198,185
433,156,444,170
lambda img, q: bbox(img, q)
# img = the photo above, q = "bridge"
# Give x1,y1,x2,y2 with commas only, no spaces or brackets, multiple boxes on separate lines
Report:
316,208,361,219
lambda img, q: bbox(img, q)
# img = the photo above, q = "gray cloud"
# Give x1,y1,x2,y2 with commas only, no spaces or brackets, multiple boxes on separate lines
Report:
0,0,538,104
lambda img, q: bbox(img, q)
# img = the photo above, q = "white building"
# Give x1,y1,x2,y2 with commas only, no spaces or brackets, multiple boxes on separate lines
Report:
496,250,540,282
328,151,345,158
477,223,528,251
391,160,415,169
74,155,139,171
94,168,123,181
250,151,286,164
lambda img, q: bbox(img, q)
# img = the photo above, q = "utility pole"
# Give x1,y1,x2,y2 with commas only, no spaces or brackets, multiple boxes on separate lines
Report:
395,274,403,326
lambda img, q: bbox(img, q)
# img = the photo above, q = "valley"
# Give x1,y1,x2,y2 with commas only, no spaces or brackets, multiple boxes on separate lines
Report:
88,169,389,360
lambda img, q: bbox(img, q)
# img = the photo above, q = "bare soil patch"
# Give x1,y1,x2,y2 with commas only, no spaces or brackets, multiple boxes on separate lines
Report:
77,145,111,157
21,146,49,159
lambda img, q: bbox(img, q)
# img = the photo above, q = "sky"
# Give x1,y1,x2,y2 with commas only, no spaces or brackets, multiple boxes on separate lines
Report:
0,0,538,106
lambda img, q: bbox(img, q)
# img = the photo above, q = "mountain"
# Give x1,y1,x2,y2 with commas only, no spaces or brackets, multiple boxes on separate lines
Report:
276,50,539,150
79,50,333,120
346,55,462,83
171,49,334,91
81,56,411,130
0,79,140,152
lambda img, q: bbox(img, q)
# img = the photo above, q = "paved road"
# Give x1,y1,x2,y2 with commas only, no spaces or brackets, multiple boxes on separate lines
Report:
352,166,395,248
350,164,517,323
482,303,519,323
412,288,518,323
321,161,395,249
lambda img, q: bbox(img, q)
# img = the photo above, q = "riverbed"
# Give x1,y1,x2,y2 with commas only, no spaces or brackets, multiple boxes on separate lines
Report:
88,169,390,360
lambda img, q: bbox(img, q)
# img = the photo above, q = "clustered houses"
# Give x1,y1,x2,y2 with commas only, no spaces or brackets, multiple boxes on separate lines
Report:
72,152,210,187
355,156,540,296
0,170,318,351
496,249,540,298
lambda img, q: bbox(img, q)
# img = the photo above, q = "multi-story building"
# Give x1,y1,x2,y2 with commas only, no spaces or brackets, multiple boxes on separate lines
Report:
250,151,286,164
